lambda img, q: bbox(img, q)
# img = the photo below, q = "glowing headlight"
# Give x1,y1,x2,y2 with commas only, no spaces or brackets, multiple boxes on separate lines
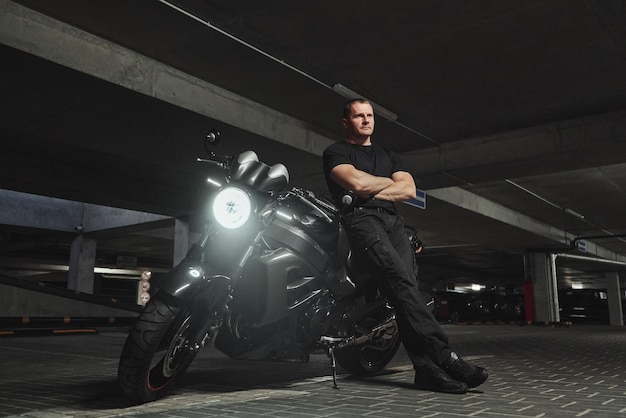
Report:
212,187,252,229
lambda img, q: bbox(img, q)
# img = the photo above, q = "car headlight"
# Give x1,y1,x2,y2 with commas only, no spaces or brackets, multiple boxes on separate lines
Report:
212,186,253,229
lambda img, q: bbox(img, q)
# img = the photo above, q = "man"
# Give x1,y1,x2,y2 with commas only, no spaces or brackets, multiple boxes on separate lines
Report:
322,99,488,394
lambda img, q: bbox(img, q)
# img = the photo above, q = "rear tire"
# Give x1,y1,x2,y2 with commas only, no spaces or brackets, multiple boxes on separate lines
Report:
118,295,200,403
334,319,401,375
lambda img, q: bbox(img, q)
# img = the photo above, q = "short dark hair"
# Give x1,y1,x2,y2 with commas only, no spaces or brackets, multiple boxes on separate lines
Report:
343,98,371,119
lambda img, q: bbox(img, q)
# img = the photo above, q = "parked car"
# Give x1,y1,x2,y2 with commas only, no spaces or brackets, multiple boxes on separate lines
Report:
434,290,525,323
433,291,471,322
559,289,610,323
463,290,525,322
504,293,525,322
463,290,508,322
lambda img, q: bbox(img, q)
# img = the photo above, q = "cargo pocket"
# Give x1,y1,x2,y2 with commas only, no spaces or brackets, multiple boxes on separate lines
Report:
363,234,392,271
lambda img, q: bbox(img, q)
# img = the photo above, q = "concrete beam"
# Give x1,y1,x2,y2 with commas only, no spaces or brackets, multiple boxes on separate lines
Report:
404,109,626,186
0,0,333,157
0,189,82,232
428,186,626,263
81,204,170,233
0,189,170,233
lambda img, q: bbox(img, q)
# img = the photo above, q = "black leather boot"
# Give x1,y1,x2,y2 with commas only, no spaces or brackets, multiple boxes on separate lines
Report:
442,352,488,389
414,365,468,394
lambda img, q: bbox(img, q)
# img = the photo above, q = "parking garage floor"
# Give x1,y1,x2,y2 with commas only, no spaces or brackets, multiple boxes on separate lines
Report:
1,323,626,417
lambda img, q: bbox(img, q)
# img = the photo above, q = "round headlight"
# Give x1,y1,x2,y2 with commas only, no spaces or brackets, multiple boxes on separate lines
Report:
212,187,252,229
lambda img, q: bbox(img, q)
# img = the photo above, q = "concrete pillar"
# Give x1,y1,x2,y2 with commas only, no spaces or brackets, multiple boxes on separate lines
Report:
606,271,624,326
173,219,189,267
526,252,560,323
67,234,97,294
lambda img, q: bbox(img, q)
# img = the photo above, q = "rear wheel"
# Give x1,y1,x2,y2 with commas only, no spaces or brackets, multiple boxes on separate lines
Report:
118,295,203,403
334,317,401,375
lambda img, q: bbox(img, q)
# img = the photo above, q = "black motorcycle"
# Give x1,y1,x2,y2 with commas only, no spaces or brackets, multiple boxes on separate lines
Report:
117,132,402,403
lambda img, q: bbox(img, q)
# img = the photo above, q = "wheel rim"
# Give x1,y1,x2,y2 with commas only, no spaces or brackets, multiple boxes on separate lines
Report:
163,315,193,377
147,313,195,391
357,322,400,371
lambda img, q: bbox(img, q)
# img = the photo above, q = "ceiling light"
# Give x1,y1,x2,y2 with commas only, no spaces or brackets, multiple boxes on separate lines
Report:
564,207,585,219
332,83,398,122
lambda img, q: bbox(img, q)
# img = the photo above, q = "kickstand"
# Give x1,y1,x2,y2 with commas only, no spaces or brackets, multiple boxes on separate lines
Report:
320,335,343,389
328,347,339,389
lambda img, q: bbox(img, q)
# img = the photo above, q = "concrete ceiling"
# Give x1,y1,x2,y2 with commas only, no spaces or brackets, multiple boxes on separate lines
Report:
2,0,626,289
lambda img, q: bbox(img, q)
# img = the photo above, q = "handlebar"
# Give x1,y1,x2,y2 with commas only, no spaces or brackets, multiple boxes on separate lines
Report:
288,188,337,223
196,153,230,169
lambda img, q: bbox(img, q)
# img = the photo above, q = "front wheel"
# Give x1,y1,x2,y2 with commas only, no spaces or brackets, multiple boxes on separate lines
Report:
117,295,204,403
334,318,401,375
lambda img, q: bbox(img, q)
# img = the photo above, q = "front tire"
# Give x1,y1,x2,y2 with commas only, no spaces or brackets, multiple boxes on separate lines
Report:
118,295,201,403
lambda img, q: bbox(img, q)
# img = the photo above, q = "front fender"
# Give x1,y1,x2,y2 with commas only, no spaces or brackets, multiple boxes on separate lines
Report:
153,259,231,307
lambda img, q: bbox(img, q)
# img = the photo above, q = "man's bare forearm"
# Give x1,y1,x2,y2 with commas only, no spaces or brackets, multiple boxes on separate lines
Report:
330,165,393,198
373,171,417,202
354,171,395,197
373,180,416,202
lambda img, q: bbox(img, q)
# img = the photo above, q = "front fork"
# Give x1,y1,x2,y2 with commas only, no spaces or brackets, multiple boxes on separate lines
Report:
182,225,267,350
193,221,268,284
189,310,223,353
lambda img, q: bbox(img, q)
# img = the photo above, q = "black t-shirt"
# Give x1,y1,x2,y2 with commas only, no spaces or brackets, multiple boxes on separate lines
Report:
322,140,404,210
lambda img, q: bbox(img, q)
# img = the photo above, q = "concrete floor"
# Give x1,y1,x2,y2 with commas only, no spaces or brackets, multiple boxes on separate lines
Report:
1,323,626,417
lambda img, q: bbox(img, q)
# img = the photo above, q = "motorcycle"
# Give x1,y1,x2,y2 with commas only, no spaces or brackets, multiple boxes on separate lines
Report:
117,131,402,403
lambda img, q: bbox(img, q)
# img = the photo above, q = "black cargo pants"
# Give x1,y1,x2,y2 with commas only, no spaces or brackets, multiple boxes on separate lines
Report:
343,206,452,370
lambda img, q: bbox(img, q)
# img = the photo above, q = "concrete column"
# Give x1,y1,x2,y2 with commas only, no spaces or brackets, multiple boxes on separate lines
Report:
173,219,189,267
606,271,624,326
526,252,560,323
67,234,97,294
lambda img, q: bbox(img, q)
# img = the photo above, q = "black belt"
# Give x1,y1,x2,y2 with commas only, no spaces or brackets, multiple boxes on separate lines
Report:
353,206,395,215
